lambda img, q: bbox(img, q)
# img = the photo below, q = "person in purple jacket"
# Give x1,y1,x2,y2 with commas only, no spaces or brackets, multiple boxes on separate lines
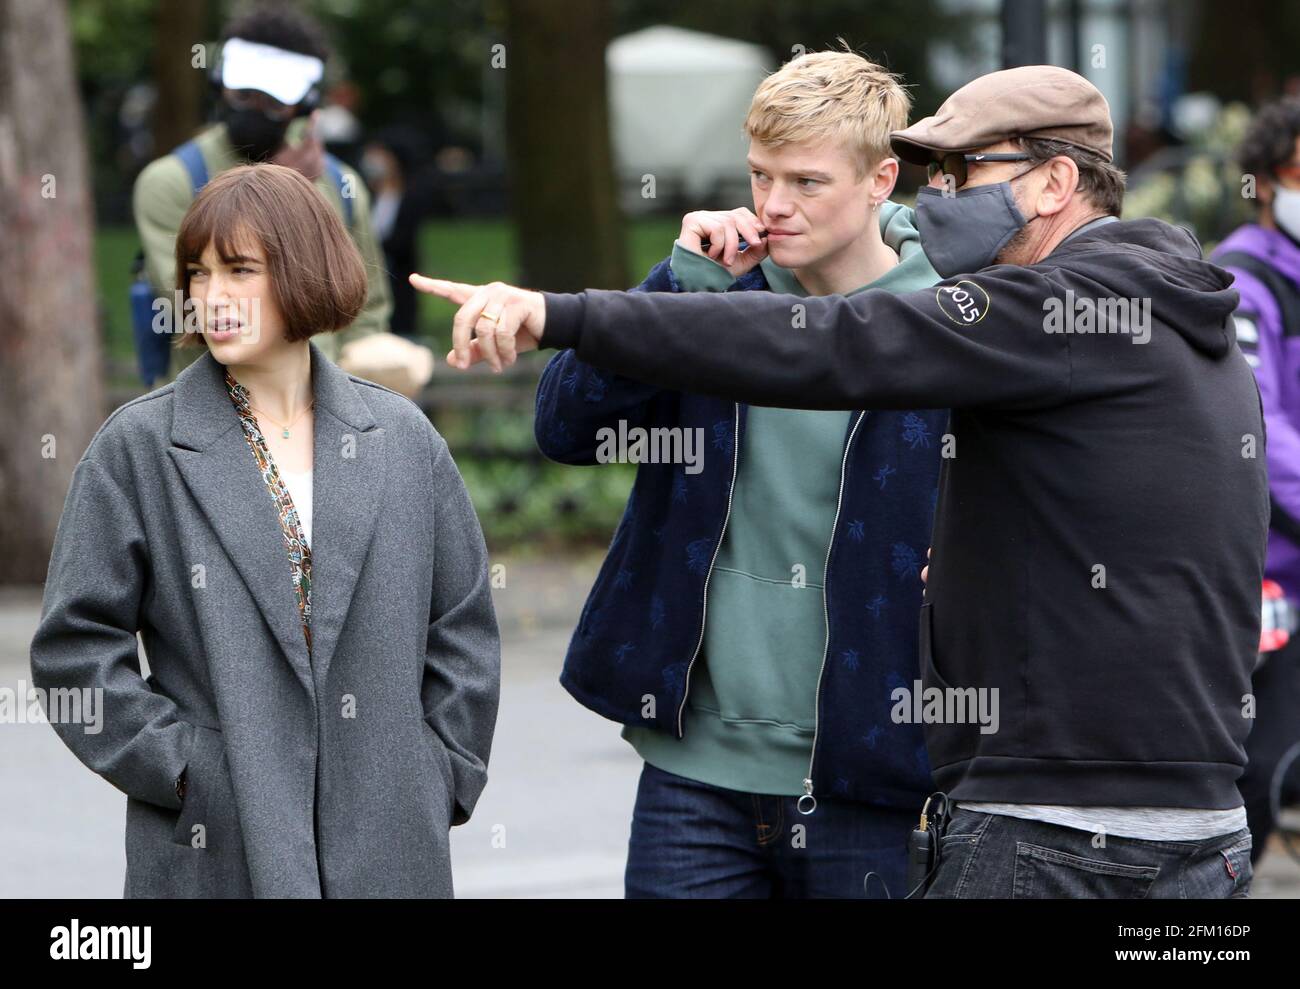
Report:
1213,95,1300,863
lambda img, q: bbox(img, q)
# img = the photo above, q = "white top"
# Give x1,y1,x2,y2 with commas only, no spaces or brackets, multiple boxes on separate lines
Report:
279,468,313,547
958,802,1248,841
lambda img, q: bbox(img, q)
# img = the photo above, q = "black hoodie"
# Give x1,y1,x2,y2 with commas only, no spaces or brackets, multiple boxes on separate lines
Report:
541,218,1269,809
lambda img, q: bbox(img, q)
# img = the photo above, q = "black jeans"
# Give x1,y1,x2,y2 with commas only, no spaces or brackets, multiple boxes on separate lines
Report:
924,808,1253,898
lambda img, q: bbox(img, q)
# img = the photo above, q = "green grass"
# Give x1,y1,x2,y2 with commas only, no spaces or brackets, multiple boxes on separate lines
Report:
98,226,146,365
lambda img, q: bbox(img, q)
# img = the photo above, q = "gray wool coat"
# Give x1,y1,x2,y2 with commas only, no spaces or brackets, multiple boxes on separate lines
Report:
30,342,500,898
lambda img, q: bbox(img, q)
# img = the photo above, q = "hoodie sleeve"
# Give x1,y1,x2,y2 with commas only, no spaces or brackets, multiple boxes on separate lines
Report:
540,265,1072,412
669,241,738,292
1226,266,1300,542
533,257,682,464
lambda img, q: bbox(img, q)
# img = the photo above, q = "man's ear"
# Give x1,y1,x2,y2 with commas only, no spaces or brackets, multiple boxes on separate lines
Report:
1035,156,1080,218
872,156,900,202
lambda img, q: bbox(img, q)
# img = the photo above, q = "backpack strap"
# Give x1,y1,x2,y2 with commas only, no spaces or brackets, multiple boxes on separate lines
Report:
176,140,353,226
1217,248,1300,547
173,139,209,193
322,152,354,227
1216,249,1300,336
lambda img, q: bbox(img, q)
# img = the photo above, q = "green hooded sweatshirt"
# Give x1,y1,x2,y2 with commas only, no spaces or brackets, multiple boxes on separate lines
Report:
623,202,940,795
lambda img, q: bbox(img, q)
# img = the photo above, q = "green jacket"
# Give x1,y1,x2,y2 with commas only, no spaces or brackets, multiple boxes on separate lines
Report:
131,123,391,366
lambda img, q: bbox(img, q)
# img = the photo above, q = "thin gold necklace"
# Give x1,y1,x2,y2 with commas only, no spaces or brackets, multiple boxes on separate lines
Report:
247,398,314,439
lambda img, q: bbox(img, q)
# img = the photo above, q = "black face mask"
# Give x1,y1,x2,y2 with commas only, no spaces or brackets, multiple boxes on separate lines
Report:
914,182,1031,278
220,104,291,162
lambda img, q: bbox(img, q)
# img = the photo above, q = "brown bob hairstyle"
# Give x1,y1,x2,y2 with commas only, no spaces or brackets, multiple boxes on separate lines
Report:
174,163,367,347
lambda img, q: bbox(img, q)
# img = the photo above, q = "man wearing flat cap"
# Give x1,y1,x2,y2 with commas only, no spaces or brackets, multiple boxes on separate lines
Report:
417,65,1268,898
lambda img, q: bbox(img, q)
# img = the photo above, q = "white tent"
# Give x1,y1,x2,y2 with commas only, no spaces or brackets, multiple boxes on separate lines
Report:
606,26,771,207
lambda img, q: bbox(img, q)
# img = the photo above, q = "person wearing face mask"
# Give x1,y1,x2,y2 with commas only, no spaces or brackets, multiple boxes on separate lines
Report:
1212,97,1300,867
413,65,1268,898
132,5,390,377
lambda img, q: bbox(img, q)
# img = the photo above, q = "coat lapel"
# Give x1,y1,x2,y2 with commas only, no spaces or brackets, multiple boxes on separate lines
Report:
168,343,387,690
304,343,387,686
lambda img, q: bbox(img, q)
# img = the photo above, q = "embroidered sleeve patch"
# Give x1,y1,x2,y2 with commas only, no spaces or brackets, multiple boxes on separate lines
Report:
936,280,990,325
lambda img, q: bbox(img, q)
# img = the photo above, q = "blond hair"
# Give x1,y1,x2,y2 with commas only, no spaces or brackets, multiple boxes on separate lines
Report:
744,48,910,178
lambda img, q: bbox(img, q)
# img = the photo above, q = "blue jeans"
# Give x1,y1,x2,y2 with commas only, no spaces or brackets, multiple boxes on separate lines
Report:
924,807,1254,898
624,762,917,898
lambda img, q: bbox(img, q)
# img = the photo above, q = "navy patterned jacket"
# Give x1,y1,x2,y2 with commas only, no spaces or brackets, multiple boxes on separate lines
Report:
534,256,946,809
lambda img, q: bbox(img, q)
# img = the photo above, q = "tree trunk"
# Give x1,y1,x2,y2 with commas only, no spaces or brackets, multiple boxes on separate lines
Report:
504,0,628,291
152,0,208,154
0,0,102,583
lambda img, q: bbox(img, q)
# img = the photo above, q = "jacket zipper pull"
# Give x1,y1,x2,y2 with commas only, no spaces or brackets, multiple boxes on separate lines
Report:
797,778,817,816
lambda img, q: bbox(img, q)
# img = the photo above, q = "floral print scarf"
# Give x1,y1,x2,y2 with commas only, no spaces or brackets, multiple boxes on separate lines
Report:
224,369,313,652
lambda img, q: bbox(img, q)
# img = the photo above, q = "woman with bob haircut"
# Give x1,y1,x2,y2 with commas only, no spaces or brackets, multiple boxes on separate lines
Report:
30,163,500,898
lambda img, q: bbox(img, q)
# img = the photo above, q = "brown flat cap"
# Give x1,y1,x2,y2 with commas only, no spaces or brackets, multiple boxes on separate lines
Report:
890,65,1113,164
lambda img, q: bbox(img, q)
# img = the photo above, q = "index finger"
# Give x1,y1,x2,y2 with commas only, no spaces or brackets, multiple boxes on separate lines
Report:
410,273,477,305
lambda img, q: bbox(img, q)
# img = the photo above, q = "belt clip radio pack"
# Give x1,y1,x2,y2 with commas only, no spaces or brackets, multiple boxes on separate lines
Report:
906,791,951,897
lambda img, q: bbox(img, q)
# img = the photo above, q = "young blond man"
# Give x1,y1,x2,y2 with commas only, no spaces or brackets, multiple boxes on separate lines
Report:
530,50,945,898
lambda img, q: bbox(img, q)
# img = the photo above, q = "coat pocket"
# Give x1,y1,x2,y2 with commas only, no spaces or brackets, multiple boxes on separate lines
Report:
916,602,974,770
419,718,456,824
171,724,220,848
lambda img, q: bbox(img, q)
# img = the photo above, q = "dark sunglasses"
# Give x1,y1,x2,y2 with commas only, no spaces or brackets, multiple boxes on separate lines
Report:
926,152,1034,187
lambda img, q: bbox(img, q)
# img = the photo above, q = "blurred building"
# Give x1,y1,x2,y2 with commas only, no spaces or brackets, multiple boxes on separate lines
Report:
606,26,770,213
929,0,1204,168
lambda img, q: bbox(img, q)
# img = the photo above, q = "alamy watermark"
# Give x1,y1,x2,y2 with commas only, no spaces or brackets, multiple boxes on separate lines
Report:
890,680,999,734
595,420,705,475
1,679,102,734
148,292,261,341
1043,290,1151,345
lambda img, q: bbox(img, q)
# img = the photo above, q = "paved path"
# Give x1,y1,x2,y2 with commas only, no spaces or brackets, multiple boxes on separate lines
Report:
3,554,1298,898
